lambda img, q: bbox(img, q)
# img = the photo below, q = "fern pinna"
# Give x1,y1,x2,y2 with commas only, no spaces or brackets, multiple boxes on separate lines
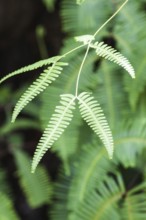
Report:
0,0,135,172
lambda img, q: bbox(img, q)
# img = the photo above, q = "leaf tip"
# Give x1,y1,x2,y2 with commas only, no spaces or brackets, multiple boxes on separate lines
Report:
11,114,16,123
31,163,36,174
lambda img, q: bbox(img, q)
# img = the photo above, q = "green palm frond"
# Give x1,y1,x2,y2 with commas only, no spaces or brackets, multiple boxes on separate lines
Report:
74,174,146,220
31,94,76,173
124,53,146,110
61,0,112,35
91,41,135,78
114,119,146,167
121,182,146,220
68,144,113,218
14,149,53,208
0,192,19,220
50,161,146,220
51,171,71,220
78,92,113,158
94,61,128,130
11,61,68,123
113,1,146,109
0,55,62,84
74,174,124,220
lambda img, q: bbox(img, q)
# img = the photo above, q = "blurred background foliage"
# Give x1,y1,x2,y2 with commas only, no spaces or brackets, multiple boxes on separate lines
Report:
1,0,146,219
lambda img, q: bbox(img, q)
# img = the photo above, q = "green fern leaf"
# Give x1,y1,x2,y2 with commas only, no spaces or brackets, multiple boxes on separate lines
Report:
31,94,76,173
12,61,68,123
122,183,146,220
14,149,53,208
0,55,62,84
91,41,135,78
0,192,19,220
68,144,113,218
77,92,113,159
75,173,124,220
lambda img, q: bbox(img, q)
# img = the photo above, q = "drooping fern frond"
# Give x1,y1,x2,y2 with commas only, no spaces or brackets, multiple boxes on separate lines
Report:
14,149,53,208
91,41,135,78
77,92,114,159
31,94,76,173
0,55,62,84
0,192,19,220
0,170,10,195
39,52,98,172
11,61,68,123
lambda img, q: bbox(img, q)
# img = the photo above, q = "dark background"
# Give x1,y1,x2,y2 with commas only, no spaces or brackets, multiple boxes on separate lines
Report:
0,0,61,219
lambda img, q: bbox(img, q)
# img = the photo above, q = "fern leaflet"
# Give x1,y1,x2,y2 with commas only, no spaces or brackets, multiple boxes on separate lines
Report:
12,61,68,123
31,94,76,173
91,41,135,78
77,92,113,158
0,55,62,84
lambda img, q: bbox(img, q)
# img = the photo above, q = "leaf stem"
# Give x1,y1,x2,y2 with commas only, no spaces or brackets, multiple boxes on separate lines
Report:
93,0,128,38
63,44,85,58
75,0,128,96
75,43,90,97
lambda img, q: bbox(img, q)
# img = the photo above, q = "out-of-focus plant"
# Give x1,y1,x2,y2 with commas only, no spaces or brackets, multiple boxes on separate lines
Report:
1,0,146,219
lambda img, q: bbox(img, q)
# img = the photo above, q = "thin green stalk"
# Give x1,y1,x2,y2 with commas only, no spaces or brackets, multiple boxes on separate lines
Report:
63,44,85,58
75,44,90,97
75,0,128,96
93,0,128,37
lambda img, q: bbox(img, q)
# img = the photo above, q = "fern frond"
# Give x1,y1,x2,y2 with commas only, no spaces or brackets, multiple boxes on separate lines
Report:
114,119,146,167
0,170,10,195
31,94,76,173
61,0,112,35
11,61,68,123
0,192,19,220
95,61,128,129
77,92,113,159
14,149,52,208
75,174,124,220
113,1,146,109
91,41,135,78
51,170,72,220
40,52,99,168
68,144,114,218
122,182,146,220
0,55,62,84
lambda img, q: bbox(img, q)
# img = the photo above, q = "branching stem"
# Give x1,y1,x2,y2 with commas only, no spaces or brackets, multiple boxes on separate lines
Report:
93,0,128,38
75,0,128,96
63,44,85,58
75,44,90,97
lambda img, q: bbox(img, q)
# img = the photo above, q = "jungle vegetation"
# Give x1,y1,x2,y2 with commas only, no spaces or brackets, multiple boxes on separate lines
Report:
0,0,146,219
